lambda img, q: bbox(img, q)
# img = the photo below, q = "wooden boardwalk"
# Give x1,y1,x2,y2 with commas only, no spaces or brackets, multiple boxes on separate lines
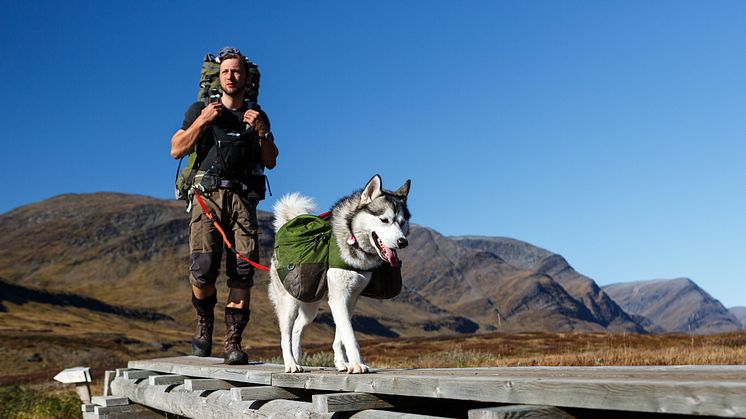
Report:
95,356,746,418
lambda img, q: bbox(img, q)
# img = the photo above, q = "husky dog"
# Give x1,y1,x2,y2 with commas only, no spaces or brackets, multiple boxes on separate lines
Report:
268,175,411,373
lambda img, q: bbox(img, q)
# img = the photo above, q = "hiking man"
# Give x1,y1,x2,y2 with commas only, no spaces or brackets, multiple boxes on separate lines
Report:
170,47,278,364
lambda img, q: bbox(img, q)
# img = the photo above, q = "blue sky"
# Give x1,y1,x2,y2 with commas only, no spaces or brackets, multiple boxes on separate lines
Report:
2,1,745,307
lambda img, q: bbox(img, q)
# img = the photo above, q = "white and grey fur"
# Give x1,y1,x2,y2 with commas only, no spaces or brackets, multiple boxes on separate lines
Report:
268,175,411,373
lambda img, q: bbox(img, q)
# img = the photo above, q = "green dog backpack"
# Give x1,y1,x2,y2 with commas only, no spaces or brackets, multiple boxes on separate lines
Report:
275,214,402,302
275,215,333,302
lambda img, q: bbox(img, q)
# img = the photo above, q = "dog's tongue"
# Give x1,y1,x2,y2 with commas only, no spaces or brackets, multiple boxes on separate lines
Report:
383,245,399,268
376,236,400,267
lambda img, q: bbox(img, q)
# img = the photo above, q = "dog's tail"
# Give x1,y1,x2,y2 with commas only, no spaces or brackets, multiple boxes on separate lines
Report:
273,192,317,232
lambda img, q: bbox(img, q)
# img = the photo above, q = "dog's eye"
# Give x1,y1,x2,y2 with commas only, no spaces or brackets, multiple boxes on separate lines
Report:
380,218,390,224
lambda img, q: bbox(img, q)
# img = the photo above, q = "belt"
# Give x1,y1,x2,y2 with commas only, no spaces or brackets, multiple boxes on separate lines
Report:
217,179,250,192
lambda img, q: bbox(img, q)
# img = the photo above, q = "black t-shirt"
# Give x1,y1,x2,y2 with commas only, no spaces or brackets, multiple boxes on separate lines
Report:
181,101,271,179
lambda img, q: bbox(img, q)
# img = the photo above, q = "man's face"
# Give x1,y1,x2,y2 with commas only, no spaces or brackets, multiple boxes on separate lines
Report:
219,58,245,96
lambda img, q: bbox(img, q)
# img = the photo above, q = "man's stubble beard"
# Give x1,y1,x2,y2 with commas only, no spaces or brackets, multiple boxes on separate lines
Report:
221,81,246,97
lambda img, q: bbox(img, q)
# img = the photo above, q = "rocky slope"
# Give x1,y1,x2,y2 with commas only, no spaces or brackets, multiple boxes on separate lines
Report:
728,306,746,328
451,236,644,333
603,278,742,334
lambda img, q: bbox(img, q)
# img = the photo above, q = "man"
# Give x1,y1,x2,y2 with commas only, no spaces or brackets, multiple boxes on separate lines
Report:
170,47,278,364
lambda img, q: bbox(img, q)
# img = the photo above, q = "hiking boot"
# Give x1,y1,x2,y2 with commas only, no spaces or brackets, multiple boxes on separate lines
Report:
191,293,217,357
224,307,250,365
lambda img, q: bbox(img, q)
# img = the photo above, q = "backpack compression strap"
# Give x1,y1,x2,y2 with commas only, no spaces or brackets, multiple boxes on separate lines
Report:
192,188,270,271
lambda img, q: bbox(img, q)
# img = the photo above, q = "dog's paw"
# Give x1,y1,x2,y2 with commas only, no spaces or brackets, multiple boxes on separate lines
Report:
335,360,349,372
285,364,304,373
347,362,369,374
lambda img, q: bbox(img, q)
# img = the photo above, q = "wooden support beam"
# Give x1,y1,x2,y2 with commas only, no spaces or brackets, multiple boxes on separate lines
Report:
313,392,394,413
350,410,449,418
230,385,302,401
468,405,576,419
123,370,160,380
128,356,275,385
93,403,165,418
149,374,187,386
91,395,129,407
184,378,234,391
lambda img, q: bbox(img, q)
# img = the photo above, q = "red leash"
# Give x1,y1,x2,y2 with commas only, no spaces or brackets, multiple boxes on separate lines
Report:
192,189,271,271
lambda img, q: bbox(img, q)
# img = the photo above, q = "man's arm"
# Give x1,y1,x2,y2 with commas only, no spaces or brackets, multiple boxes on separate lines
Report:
170,102,222,159
258,133,279,169
243,109,279,169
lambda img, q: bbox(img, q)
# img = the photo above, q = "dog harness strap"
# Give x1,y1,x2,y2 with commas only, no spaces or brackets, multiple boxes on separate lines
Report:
193,188,270,271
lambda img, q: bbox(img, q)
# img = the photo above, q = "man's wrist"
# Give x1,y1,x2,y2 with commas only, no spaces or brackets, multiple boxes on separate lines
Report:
260,131,274,142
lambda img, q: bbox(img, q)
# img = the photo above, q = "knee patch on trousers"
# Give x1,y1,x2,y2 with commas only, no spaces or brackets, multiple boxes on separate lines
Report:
227,270,254,289
190,252,222,288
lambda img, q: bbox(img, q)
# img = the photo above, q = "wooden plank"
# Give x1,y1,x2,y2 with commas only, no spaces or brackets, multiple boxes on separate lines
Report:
116,368,135,378
468,405,576,419
149,374,187,386
313,392,394,413
81,404,95,413
123,370,160,380
128,356,276,385
184,378,234,391
230,385,302,401
91,395,129,407
271,369,746,417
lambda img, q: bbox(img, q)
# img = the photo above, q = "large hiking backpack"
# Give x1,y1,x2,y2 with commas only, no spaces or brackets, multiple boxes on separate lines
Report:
275,214,403,302
174,48,261,204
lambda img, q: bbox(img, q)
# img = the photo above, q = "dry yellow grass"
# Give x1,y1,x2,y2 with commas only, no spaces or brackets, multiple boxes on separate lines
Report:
349,331,746,368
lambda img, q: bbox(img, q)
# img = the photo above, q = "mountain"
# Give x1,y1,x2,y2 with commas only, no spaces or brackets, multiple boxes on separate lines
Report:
729,306,746,327
451,237,644,333
602,278,742,334
0,193,472,343
0,192,650,338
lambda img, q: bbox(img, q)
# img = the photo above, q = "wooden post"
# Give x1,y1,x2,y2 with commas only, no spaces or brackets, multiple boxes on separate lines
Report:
103,370,115,396
53,367,92,403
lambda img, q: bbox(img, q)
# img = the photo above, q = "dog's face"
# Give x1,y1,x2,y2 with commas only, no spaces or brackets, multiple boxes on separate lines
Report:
351,175,411,267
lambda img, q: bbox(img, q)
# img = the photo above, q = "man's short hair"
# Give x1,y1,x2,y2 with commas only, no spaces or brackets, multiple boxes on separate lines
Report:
219,52,247,74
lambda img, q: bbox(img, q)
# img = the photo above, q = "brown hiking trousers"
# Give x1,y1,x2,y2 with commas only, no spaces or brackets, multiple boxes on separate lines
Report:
189,189,258,290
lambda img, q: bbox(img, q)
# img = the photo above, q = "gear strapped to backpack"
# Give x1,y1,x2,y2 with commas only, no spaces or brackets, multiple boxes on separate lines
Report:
275,214,403,302
174,47,266,209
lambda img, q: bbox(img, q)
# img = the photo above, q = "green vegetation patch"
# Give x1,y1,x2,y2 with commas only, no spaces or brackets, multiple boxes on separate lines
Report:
0,385,80,419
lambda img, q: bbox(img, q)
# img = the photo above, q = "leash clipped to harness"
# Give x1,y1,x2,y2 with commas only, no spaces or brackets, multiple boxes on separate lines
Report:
192,188,270,271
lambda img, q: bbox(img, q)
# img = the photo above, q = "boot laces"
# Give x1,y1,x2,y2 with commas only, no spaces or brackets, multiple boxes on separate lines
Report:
196,314,214,339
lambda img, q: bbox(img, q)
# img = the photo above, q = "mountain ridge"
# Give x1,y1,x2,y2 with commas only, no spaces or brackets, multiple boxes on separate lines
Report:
0,192,737,338
603,278,742,334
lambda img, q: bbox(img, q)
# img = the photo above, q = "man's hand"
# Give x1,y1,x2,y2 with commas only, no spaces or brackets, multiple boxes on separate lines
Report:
198,102,222,125
243,109,268,135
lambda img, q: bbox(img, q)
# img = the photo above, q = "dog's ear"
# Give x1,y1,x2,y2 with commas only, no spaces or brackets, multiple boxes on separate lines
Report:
393,179,411,202
360,174,383,206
